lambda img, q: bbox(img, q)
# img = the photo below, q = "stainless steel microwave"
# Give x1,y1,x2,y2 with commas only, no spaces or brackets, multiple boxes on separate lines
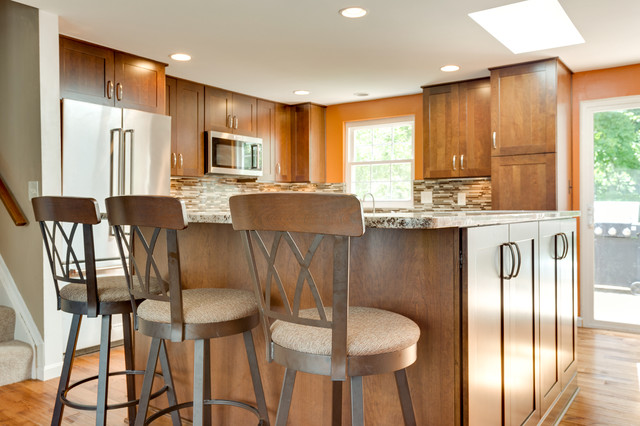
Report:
206,131,263,176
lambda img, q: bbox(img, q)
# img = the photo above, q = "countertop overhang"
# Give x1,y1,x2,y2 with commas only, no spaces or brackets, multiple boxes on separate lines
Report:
186,210,580,229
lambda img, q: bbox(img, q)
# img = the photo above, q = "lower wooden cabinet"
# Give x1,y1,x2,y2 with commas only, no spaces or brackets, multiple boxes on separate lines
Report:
166,77,205,177
464,219,577,425
491,153,556,210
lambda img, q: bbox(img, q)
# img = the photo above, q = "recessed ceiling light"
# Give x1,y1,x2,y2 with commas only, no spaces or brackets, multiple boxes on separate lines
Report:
440,65,460,72
170,53,191,61
293,90,310,95
339,7,367,18
354,92,369,97
469,0,584,54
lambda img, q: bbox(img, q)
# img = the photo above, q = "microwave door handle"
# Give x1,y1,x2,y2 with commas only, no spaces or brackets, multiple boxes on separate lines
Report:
110,128,123,197
124,129,134,195
251,145,258,169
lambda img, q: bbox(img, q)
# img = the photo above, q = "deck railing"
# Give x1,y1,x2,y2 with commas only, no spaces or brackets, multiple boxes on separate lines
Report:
0,174,27,226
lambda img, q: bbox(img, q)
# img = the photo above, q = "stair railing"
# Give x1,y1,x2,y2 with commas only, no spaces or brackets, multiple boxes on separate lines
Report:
0,174,27,226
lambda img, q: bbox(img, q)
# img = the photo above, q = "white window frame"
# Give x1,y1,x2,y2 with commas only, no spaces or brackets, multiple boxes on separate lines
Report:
344,116,415,209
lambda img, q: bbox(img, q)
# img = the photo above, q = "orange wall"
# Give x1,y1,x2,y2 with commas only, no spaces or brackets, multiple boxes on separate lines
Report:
325,94,423,183
571,64,640,209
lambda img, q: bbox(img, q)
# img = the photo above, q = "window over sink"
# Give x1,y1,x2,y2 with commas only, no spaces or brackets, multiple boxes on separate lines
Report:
345,116,414,209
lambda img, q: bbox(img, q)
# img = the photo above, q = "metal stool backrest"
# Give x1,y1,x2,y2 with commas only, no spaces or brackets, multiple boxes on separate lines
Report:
105,195,188,342
32,196,102,317
230,192,365,380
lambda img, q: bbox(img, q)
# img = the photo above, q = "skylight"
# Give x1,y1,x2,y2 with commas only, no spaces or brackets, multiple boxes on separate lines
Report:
469,0,584,54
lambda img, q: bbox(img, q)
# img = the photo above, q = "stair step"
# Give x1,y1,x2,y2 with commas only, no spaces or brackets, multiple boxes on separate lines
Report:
0,340,32,386
0,305,16,343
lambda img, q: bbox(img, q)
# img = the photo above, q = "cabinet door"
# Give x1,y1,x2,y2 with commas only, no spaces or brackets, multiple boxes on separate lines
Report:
174,79,205,177
114,52,165,114
459,79,491,177
275,103,292,182
205,86,233,133
538,220,562,413
491,153,556,210
166,77,178,175
257,100,276,181
504,221,540,426
465,224,508,426
232,93,258,137
59,37,114,106
423,84,459,178
491,59,557,156
559,220,577,387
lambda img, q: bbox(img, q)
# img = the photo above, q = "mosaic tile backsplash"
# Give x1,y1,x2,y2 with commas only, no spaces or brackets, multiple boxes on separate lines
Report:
171,176,491,212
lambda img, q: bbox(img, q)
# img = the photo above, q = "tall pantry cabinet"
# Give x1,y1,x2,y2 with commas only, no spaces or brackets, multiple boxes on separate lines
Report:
490,58,572,211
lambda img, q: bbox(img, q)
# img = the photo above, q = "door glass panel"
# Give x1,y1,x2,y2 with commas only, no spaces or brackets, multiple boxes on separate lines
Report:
592,108,640,325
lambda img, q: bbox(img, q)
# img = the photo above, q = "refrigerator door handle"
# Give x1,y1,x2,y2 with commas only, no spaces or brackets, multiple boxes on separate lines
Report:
110,128,123,197
123,129,135,195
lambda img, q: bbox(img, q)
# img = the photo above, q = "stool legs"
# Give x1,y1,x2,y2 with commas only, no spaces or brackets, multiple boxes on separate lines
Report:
275,368,297,426
96,315,112,426
332,381,343,425
122,313,136,426
350,376,364,426
157,340,182,425
193,339,212,426
242,331,269,424
52,313,82,426
394,369,416,426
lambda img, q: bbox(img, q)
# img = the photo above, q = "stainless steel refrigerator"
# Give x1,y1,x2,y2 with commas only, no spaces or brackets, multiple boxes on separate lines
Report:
61,98,170,348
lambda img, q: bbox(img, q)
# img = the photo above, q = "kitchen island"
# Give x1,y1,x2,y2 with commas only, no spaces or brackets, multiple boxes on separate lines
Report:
135,210,579,425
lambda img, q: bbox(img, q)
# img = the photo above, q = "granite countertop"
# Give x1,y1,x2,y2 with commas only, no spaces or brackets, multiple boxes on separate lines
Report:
186,210,580,229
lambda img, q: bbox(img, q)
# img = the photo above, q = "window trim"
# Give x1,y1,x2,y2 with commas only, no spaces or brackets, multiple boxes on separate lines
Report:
344,116,415,209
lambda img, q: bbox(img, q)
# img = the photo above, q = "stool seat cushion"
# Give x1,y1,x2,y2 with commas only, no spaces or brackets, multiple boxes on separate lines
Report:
60,275,131,303
137,288,258,324
271,307,420,357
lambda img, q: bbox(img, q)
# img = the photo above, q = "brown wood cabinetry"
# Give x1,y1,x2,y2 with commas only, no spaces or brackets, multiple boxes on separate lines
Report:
490,58,572,210
59,36,165,114
292,103,326,183
423,79,490,178
166,77,204,177
257,100,293,182
275,103,292,182
204,86,257,137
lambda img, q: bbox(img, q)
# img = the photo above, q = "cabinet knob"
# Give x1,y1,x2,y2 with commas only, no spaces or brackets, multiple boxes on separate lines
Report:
107,81,114,99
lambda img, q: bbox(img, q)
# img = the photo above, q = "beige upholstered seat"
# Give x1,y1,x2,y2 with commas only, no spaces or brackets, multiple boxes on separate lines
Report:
137,288,258,324
59,275,130,303
271,307,420,356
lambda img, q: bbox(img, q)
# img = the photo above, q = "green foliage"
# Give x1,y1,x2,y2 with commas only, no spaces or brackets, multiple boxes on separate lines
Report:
593,109,640,201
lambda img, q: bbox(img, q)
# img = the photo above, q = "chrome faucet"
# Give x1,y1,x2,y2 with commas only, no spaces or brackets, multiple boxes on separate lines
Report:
360,192,376,213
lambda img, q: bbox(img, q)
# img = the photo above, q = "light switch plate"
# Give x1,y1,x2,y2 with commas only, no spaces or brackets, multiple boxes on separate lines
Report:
457,192,466,206
28,181,39,200
421,191,432,204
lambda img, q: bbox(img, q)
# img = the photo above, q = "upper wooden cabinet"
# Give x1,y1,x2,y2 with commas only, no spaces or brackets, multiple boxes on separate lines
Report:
166,77,205,177
292,103,326,183
59,36,166,114
490,58,572,210
423,78,491,178
257,100,293,182
204,86,257,137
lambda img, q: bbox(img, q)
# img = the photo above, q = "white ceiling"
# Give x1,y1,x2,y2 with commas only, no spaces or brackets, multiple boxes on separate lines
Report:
13,0,640,106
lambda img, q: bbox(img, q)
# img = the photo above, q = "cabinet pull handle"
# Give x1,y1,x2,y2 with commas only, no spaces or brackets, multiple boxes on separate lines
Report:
510,242,521,278
460,154,464,170
452,155,456,170
501,243,515,280
172,152,177,168
552,233,562,260
492,132,497,149
234,116,238,129
179,153,183,169
107,81,114,99
116,83,123,101
227,115,232,128
561,233,569,260
276,162,281,175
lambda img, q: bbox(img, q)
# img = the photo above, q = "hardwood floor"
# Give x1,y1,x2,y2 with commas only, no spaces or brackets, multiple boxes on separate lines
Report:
559,327,640,425
0,327,638,425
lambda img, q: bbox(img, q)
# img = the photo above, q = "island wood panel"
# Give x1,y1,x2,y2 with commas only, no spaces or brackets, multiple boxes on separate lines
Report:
133,223,461,426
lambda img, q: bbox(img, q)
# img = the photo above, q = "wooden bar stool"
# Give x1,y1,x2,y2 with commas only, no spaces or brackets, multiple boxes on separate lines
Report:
32,196,178,426
105,195,269,426
230,192,420,426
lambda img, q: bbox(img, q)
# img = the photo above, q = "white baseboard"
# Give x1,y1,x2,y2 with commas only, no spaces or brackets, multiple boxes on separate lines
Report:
0,254,44,380
577,316,584,327
43,361,63,381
